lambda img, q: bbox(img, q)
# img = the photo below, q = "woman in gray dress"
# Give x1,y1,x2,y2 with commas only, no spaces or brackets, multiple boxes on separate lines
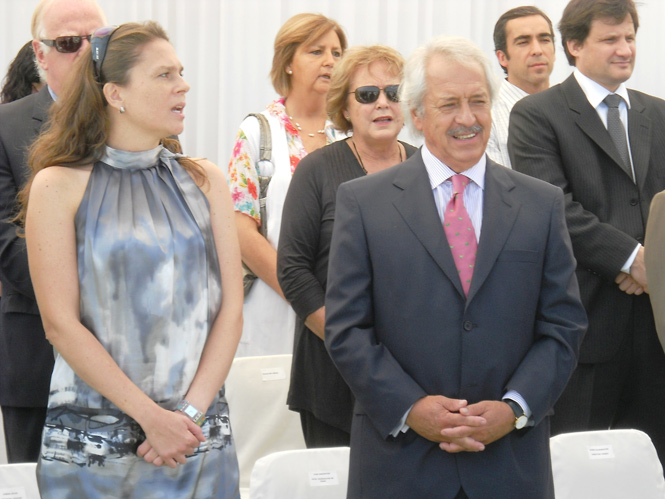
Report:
19,22,243,497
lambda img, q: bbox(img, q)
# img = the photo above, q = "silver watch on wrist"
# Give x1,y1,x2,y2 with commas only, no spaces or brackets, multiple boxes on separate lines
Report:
176,399,205,426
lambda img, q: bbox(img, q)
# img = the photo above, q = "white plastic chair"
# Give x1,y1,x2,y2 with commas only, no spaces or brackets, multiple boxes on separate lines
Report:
550,429,665,498
224,354,306,498
0,408,7,464
249,447,350,499
0,462,40,498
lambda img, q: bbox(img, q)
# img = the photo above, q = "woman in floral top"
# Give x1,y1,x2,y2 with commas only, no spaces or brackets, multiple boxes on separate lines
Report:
227,13,347,358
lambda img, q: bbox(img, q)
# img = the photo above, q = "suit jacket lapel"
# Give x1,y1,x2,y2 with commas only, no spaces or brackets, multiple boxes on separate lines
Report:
563,75,634,180
626,91,651,190
31,86,53,135
392,151,465,297
467,160,520,302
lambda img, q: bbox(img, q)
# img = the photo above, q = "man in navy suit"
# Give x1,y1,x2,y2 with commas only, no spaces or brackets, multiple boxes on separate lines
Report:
0,0,105,462
324,35,586,498
509,0,665,466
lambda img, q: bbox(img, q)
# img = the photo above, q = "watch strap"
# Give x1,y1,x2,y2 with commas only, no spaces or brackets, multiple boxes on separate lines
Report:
504,399,528,430
176,399,205,426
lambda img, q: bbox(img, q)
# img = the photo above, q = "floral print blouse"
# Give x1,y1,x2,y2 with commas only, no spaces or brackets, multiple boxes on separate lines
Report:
227,98,341,226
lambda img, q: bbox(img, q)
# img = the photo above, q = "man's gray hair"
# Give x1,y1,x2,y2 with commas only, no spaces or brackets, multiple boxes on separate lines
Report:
401,35,498,137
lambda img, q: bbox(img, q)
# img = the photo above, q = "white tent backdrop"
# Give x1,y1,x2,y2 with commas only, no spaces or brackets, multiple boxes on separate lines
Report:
1,0,664,167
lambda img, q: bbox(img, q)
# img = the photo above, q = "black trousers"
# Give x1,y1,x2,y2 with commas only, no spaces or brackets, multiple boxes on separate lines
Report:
551,295,665,469
2,405,47,463
299,410,350,448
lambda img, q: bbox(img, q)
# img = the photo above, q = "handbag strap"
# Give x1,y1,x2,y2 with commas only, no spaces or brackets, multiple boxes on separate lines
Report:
246,113,272,163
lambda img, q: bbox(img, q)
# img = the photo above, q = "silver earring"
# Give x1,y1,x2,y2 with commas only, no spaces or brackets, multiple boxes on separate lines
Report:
119,106,126,114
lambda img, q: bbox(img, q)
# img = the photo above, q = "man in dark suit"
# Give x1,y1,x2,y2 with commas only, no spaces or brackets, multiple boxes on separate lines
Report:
0,0,105,462
509,0,665,466
324,35,586,498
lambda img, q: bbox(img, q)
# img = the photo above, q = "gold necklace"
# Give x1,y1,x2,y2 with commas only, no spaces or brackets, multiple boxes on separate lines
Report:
352,139,404,174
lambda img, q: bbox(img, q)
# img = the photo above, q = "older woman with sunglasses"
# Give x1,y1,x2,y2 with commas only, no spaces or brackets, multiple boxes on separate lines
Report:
22,22,243,497
277,45,416,447
227,14,347,358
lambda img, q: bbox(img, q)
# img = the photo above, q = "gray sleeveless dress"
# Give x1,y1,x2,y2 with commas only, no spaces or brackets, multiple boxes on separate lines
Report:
36,146,240,498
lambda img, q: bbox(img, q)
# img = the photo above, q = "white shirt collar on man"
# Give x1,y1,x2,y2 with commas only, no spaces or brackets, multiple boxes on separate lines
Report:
573,68,630,118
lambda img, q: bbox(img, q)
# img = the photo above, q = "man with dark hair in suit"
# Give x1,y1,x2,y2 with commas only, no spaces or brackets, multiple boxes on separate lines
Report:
509,0,665,466
324,34,586,498
0,0,106,463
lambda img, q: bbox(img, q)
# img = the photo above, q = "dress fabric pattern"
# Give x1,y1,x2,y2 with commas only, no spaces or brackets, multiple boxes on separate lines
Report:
37,146,239,498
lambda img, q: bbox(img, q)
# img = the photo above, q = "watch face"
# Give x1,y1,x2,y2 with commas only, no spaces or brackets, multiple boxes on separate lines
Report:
515,415,528,430
184,405,198,419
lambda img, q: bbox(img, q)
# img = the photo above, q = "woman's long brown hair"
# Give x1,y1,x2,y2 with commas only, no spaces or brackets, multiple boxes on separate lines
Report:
16,21,204,229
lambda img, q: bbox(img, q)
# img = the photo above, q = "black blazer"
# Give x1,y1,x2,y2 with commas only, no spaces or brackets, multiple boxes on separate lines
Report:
325,152,586,498
509,74,665,363
0,87,55,406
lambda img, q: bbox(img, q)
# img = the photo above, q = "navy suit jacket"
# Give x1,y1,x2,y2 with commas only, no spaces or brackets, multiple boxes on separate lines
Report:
509,74,665,363
0,87,55,407
324,151,586,498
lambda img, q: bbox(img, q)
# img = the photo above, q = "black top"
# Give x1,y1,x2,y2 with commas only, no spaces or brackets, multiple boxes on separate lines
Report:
278,138,417,431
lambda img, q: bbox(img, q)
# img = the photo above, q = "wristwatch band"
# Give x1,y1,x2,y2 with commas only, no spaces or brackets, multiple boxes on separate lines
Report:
505,399,528,430
176,399,205,426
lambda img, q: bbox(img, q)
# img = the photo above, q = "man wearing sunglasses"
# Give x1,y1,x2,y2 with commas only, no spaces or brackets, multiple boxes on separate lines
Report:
486,6,555,169
0,0,106,463
324,35,585,498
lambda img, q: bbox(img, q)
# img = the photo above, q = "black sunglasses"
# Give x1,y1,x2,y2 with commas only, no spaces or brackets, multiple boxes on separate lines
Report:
349,85,400,104
41,35,92,54
91,26,119,82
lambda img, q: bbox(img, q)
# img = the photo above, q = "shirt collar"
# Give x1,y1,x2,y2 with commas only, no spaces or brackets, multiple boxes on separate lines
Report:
501,79,530,99
47,85,58,102
573,68,631,110
421,143,486,191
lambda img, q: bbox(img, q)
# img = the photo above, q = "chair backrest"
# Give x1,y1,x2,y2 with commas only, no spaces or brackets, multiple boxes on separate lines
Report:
550,429,665,498
224,354,306,494
249,447,350,499
0,462,40,498
0,408,7,464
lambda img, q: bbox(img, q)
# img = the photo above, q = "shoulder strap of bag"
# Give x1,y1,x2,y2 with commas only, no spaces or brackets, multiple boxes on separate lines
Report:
246,112,272,163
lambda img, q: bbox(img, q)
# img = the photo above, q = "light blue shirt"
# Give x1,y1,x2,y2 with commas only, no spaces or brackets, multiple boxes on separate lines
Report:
47,85,57,101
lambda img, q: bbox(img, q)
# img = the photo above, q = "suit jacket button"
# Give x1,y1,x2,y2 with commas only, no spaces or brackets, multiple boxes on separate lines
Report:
630,199,638,206
463,321,473,331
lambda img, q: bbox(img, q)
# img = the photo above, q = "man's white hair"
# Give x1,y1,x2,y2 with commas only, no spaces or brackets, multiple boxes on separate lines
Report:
400,35,498,137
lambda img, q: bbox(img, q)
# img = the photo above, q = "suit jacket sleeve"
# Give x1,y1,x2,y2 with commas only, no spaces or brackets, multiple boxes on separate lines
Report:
0,104,36,301
325,182,427,438
504,188,586,423
508,98,638,282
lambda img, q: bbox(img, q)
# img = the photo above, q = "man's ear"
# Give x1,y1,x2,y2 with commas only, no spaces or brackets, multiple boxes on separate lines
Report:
567,39,583,60
32,40,48,71
496,50,509,70
103,82,124,112
411,108,424,132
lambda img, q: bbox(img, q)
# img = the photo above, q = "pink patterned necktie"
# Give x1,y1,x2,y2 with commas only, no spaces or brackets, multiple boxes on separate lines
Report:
443,174,478,296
